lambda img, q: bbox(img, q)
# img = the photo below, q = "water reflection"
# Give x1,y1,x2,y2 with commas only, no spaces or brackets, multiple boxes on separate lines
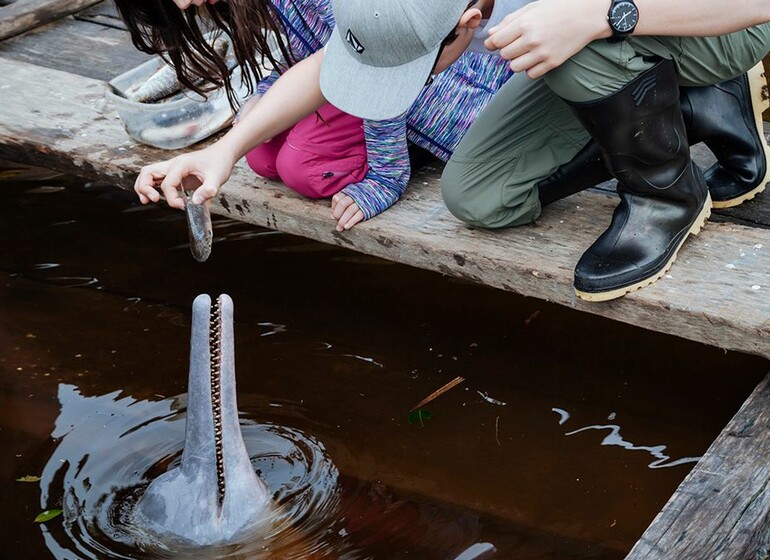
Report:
552,408,701,469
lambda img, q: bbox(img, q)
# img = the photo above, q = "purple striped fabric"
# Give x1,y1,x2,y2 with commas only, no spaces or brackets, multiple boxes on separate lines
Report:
252,0,513,220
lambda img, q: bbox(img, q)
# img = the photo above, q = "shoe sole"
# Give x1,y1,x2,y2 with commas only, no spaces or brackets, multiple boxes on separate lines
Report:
575,193,713,302
712,62,770,208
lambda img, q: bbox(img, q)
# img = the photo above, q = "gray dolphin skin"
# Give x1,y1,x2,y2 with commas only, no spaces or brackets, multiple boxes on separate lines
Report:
134,294,272,545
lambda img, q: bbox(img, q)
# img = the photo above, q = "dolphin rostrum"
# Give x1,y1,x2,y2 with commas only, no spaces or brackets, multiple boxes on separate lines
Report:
134,294,272,546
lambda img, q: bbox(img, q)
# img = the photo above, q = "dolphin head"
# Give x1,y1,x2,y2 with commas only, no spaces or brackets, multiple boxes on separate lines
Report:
134,294,272,546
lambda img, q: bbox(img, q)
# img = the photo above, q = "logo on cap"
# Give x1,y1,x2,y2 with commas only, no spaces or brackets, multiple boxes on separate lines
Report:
345,29,365,54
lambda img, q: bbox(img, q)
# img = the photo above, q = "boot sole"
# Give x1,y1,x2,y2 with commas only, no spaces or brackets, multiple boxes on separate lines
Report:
575,194,713,302
712,62,770,209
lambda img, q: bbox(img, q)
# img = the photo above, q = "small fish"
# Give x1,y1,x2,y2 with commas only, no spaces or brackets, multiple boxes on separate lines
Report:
128,37,231,103
183,190,213,262
128,64,188,103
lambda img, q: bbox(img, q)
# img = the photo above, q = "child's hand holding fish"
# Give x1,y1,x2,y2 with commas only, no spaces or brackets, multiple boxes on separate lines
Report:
134,144,236,209
133,51,327,209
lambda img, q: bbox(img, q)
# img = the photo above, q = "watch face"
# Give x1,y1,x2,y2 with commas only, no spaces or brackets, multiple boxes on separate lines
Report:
610,1,639,33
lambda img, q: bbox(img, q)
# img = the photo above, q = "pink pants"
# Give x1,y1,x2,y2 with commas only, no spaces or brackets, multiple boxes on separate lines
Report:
245,102,368,198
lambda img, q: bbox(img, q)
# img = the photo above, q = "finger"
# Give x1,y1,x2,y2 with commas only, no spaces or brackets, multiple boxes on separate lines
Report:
331,195,354,220
485,20,523,50
135,169,164,204
159,165,187,210
506,51,543,74
486,10,519,34
342,210,364,230
192,178,221,205
337,203,361,230
494,1,535,31
330,192,343,213
525,61,554,80
498,34,533,62
485,26,522,52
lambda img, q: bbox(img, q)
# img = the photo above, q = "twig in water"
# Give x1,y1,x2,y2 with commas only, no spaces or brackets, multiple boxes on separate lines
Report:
524,310,541,325
495,416,501,447
411,376,465,412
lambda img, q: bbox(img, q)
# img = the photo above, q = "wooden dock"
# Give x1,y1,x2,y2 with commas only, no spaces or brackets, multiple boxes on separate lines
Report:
0,2,769,559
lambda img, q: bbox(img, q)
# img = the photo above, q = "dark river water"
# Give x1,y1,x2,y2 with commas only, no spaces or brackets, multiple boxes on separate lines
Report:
0,165,766,559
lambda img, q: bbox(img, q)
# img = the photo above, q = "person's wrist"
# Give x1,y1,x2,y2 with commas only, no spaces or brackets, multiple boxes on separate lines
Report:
591,0,614,40
212,131,247,167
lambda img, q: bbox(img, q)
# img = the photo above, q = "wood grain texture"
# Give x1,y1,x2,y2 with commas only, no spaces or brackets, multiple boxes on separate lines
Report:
74,0,126,31
1,57,770,359
0,14,148,80
0,0,101,41
625,373,770,560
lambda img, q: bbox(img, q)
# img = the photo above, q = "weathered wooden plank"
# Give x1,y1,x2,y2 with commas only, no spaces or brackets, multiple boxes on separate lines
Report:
1,56,770,360
73,12,126,31
0,14,149,80
0,0,101,41
74,0,125,30
625,373,770,560
76,0,118,19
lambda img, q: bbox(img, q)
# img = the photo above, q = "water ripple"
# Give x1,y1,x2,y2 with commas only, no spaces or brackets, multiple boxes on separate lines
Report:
40,384,347,559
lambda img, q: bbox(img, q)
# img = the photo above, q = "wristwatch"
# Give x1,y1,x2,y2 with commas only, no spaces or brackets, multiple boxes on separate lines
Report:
607,0,639,43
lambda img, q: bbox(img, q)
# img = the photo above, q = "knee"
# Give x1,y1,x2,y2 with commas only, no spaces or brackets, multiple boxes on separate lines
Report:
441,164,475,224
276,147,367,199
276,157,322,198
441,159,501,227
441,158,541,228
245,146,280,179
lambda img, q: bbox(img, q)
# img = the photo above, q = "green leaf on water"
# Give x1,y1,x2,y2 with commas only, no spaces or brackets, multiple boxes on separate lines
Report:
16,475,41,483
34,509,62,523
408,409,433,426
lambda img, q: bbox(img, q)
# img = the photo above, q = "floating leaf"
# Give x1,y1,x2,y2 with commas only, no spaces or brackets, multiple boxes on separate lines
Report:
16,475,41,483
34,509,62,523
408,409,433,426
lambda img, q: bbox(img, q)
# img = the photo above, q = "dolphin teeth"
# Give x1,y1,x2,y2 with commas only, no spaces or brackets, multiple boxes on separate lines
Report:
209,296,226,509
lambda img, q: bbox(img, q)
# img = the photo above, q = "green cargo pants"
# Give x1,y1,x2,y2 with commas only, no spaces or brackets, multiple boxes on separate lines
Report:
441,25,770,228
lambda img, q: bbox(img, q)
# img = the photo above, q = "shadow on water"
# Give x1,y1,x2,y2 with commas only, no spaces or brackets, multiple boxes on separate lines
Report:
0,165,767,559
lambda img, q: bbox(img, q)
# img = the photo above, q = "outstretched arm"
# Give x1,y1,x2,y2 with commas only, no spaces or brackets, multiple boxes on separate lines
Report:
485,0,770,79
331,117,411,231
135,50,326,209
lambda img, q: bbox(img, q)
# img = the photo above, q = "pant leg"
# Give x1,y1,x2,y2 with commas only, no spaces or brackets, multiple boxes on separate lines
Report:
275,102,368,198
245,128,291,179
674,24,770,86
441,71,590,228
441,25,770,229
545,24,770,102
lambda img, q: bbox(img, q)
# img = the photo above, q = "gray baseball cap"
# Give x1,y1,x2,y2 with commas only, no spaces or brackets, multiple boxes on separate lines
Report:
320,0,467,120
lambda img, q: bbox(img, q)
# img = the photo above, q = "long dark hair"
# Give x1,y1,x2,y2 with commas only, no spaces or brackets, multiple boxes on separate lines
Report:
114,0,293,108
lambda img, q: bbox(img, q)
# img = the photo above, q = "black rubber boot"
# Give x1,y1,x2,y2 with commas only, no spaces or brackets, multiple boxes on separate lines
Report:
680,62,770,208
565,60,712,302
536,140,612,206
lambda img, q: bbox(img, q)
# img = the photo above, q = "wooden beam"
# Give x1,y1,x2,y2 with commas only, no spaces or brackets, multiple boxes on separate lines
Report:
0,0,101,41
626,373,770,560
1,56,770,360
0,14,150,80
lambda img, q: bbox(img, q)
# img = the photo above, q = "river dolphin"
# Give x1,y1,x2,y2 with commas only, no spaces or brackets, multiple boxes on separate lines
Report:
134,294,272,546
